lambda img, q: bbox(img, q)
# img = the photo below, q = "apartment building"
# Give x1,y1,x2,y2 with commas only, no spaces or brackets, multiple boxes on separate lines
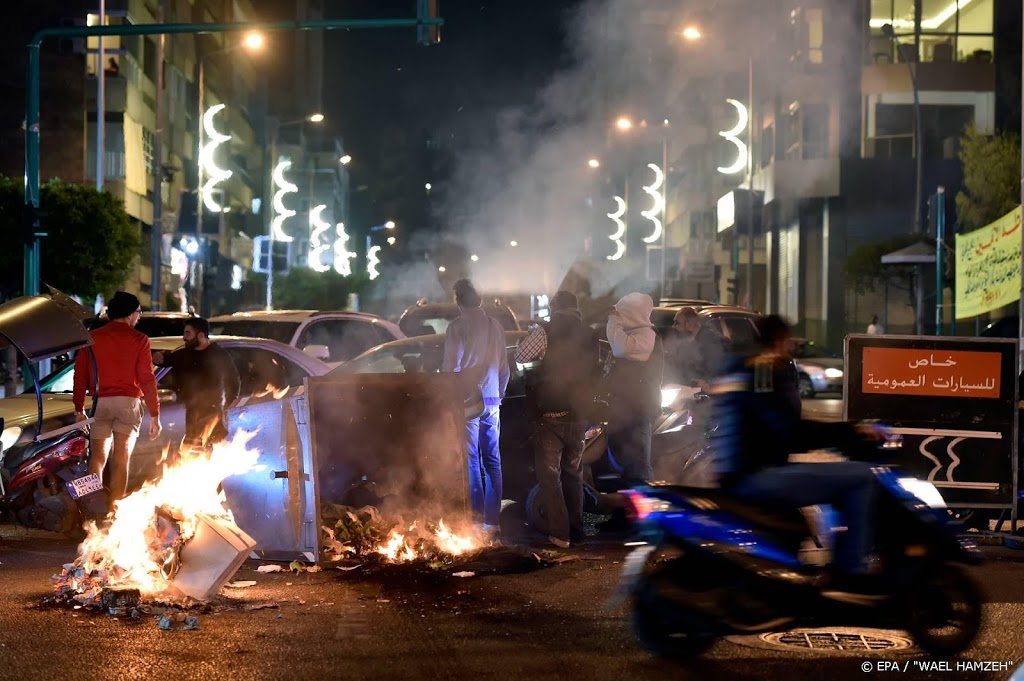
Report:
661,0,1006,347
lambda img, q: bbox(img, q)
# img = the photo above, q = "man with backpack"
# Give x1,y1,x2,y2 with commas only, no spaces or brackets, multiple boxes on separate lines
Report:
515,290,601,548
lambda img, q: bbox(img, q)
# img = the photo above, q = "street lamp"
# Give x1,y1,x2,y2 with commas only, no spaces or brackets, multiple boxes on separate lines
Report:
365,220,396,276
264,112,326,310
587,158,601,169
680,25,702,41
882,22,925,335
339,154,352,165
615,115,669,302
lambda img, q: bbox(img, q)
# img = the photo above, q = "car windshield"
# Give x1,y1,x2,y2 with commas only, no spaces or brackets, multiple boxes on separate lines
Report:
209,320,301,344
333,343,444,375
39,354,167,393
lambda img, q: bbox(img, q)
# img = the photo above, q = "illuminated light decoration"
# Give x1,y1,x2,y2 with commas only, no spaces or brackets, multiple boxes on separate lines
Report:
717,98,748,175
606,195,626,261
366,245,382,280
308,204,331,272
868,0,972,30
640,163,664,244
199,104,233,213
271,160,297,242
333,223,357,276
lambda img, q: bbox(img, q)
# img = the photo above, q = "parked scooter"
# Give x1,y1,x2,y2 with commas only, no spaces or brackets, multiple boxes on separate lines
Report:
614,455,983,658
0,294,107,535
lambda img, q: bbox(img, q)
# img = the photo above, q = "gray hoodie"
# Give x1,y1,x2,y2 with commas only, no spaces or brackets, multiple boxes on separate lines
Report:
607,292,657,361
442,306,510,406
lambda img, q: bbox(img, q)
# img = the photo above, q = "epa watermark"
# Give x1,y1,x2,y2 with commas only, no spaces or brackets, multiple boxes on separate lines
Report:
861,660,1015,673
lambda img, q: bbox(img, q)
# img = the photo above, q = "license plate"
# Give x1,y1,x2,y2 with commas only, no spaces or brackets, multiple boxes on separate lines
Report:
608,545,656,608
67,473,103,500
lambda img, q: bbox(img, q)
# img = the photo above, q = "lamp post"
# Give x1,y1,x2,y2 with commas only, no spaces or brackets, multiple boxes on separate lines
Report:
365,221,395,278
265,112,326,310
882,23,926,335
613,116,669,302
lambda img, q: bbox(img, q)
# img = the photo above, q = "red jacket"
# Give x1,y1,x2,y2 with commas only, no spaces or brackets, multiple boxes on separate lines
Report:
73,321,159,417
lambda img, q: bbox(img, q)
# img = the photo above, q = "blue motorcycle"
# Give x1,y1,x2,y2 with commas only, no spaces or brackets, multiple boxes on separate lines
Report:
614,465,984,659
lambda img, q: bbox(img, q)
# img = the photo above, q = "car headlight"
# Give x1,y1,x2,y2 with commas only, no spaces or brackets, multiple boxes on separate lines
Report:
897,478,946,509
661,387,681,409
824,368,843,379
1,426,23,452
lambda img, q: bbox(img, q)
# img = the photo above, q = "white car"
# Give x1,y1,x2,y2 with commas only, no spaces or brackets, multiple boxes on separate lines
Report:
0,336,331,491
208,310,404,367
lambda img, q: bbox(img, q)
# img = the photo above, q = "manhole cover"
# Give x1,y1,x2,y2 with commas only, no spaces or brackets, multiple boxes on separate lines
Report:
727,627,916,654
760,628,914,652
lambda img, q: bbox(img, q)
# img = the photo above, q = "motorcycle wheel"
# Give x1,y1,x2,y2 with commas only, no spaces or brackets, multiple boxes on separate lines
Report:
632,576,717,659
905,564,982,656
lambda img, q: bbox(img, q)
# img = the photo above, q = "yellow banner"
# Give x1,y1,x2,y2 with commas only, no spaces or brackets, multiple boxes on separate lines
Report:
954,206,1022,319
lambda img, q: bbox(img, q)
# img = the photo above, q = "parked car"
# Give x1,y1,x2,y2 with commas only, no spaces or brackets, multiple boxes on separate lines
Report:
208,310,404,367
2,335,331,491
398,299,521,337
792,337,844,398
85,311,196,338
650,304,763,354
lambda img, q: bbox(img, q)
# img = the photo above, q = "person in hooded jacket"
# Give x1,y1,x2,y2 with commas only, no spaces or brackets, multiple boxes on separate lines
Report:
604,292,664,482
515,290,601,548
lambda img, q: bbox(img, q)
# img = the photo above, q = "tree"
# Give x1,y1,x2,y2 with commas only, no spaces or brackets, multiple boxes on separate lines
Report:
0,177,140,301
253,268,372,310
955,124,1021,232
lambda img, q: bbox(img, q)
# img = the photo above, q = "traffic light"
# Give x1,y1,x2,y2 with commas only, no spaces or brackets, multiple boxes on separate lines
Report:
416,0,440,46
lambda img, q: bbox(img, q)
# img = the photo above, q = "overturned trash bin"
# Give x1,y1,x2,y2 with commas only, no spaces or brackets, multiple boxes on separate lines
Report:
167,512,257,600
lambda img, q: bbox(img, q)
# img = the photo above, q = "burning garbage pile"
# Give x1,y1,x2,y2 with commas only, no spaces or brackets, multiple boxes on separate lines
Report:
48,431,261,610
320,503,490,566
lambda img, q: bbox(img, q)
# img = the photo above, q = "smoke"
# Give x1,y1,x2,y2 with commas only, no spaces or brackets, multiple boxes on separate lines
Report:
363,0,694,311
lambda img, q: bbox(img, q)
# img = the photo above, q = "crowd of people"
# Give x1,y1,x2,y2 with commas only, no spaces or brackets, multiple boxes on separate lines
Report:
443,279,886,591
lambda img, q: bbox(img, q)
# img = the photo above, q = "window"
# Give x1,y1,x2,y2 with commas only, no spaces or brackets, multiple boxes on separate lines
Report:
334,344,444,375
223,347,309,395
143,128,155,174
790,7,824,65
297,319,392,364
783,102,828,160
868,0,993,64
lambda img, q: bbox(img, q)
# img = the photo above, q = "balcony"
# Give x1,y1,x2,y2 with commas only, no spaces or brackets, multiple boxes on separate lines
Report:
861,62,995,95
85,75,127,114
755,156,840,203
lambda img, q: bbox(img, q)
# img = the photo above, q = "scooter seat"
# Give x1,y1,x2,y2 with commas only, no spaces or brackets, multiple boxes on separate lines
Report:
653,484,812,537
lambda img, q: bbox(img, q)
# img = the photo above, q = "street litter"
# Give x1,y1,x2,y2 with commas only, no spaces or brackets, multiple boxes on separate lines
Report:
158,613,199,631
256,565,283,573
452,571,475,578
225,581,257,589
44,432,261,613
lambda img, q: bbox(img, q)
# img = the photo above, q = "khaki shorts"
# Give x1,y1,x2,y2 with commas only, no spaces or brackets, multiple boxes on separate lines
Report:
91,396,144,439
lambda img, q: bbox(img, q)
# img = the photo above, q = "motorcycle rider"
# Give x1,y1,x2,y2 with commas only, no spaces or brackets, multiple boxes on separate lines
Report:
708,314,886,590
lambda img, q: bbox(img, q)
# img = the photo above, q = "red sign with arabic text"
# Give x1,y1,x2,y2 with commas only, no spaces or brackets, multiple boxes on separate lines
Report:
861,347,1002,398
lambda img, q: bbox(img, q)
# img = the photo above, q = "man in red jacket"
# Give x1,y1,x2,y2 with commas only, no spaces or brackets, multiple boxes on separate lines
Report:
73,291,162,503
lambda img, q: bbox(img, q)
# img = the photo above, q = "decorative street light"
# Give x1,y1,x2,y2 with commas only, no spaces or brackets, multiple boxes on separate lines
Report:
365,220,396,278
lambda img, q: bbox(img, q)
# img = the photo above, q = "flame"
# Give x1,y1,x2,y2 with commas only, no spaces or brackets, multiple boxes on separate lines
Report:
254,383,289,400
73,430,261,596
371,519,484,562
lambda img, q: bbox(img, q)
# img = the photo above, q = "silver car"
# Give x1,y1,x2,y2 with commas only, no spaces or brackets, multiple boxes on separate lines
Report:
793,338,844,398
0,336,331,490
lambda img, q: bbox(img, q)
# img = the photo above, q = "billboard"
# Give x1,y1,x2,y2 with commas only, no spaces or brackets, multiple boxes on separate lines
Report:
954,205,1021,319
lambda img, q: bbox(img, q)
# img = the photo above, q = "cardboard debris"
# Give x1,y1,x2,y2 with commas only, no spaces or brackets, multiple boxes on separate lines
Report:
224,581,257,589
167,513,257,601
256,565,283,573
452,571,475,578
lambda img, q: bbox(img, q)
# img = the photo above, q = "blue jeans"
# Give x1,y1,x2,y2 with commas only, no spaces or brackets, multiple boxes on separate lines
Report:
465,405,502,526
732,462,877,574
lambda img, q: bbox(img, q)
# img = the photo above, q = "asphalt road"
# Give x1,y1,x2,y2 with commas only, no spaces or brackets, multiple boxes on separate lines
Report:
2,522,1024,681
802,396,843,422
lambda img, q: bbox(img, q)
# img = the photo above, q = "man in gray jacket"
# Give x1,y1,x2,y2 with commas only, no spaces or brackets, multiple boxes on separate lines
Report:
443,279,510,533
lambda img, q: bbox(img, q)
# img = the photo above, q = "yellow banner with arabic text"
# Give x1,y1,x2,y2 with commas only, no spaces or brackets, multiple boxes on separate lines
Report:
954,205,1022,319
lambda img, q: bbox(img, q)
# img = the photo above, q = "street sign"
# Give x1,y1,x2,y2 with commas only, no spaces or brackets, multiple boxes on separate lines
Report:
844,334,1018,512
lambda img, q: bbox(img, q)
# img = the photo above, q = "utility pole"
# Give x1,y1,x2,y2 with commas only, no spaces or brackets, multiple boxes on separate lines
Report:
96,0,105,193
151,0,166,310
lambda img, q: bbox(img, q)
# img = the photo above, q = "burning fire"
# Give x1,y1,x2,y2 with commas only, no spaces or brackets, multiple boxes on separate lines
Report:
373,520,484,562
70,430,262,597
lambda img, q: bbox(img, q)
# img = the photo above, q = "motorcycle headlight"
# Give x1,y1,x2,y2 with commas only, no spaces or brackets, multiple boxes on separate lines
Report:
1,426,23,453
898,478,946,508
661,387,681,409
824,368,843,379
